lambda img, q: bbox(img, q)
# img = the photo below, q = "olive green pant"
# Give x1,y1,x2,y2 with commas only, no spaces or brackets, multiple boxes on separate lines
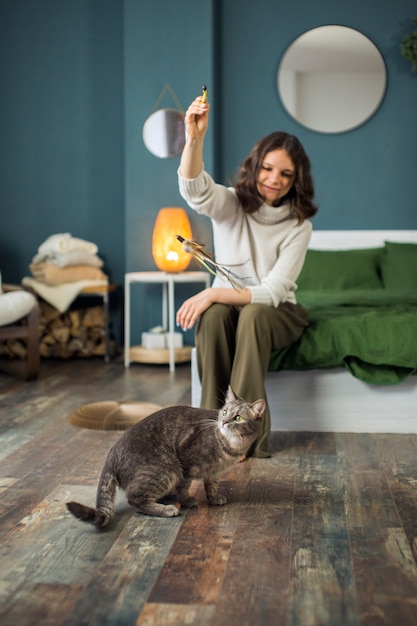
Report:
196,302,309,457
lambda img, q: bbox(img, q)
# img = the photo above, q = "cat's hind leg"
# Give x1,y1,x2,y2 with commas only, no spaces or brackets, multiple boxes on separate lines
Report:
126,473,180,518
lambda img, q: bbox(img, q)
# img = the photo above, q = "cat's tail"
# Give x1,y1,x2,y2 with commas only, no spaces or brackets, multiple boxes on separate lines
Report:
66,468,117,528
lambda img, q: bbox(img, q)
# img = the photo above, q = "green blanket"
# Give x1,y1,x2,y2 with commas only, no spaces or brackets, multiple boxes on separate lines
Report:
269,290,417,385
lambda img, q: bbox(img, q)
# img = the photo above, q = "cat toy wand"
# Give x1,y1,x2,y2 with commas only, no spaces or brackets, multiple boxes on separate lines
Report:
176,235,247,290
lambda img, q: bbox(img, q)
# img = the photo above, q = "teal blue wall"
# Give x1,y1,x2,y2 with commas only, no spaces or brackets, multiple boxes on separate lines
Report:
1,0,416,346
0,0,124,284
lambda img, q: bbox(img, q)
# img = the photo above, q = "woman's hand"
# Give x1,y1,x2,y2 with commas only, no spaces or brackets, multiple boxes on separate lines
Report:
176,286,252,330
184,96,210,141
176,288,214,331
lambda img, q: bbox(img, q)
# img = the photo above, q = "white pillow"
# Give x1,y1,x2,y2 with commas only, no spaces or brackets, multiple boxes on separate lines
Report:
0,290,37,326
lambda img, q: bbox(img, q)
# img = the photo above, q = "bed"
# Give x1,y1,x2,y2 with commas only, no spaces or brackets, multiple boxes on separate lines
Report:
191,230,417,433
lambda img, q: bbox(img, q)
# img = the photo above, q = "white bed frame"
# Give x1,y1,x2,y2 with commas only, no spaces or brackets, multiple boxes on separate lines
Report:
191,230,417,433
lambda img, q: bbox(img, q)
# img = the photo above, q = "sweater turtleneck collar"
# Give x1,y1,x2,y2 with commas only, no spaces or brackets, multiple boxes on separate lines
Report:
251,201,293,225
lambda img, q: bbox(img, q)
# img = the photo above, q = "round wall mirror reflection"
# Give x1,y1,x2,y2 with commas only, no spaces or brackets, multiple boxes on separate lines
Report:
143,108,185,158
277,25,387,134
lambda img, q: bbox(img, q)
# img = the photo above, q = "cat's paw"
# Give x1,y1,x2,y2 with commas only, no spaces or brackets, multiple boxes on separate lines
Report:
162,504,181,517
179,496,197,508
208,493,227,506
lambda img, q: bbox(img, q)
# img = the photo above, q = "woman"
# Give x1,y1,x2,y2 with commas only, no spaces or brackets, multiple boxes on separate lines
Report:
176,95,317,457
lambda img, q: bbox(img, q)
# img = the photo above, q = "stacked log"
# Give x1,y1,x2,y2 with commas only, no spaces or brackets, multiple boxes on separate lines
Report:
0,302,116,360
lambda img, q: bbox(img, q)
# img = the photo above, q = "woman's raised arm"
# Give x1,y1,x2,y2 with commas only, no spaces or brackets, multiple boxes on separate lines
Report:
179,96,210,180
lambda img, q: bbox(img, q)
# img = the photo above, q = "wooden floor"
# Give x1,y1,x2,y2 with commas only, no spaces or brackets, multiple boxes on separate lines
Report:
1,358,417,626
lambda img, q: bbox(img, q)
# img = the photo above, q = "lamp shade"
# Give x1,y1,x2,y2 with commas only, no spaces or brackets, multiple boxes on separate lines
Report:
152,207,192,272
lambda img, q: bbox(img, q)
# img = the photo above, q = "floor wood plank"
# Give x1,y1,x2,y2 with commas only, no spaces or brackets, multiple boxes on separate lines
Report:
350,527,417,624
0,583,83,626
61,512,184,626
288,453,360,626
136,603,216,626
212,503,293,626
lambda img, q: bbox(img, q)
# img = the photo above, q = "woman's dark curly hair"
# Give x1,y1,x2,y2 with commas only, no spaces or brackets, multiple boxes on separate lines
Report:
233,132,318,222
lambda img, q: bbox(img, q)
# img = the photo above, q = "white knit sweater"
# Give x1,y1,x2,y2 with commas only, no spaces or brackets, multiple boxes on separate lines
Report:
178,169,312,307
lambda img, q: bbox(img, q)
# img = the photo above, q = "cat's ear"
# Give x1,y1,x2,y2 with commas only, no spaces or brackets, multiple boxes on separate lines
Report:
225,386,238,402
251,399,266,420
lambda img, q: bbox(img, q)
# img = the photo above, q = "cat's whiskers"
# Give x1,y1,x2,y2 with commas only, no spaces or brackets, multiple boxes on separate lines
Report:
228,426,244,444
197,418,244,447
233,426,243,439
192,419,218,434
199,418,218,427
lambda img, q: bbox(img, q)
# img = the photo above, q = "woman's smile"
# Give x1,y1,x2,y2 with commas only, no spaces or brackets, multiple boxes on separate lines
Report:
257,148,295,205
262,183,280,193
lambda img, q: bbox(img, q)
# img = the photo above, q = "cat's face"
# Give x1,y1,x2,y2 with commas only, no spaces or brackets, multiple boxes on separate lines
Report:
216,387,265,444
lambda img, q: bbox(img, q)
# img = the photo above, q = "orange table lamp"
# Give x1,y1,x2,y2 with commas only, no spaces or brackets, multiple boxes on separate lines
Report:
152,207,192,272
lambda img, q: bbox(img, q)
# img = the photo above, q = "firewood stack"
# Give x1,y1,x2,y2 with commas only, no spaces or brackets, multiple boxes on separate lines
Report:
38,301,113,358
0,301,115,360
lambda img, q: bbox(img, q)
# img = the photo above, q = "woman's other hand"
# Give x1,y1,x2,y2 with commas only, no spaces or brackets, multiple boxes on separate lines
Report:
176,286,251,330
176,288,214,331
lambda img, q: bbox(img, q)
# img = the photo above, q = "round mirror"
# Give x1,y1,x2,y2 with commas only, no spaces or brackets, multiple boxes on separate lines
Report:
142,108,185,158
278,26,387,134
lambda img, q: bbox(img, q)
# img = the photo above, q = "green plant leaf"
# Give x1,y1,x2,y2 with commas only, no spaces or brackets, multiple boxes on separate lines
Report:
401,18,417,71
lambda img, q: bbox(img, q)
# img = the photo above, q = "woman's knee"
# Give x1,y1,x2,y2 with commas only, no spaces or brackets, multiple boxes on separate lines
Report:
198,303,237,334
237,303,271,334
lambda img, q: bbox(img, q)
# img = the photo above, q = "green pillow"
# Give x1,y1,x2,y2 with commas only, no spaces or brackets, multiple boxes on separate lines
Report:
297,248,384,290
381,241,417,289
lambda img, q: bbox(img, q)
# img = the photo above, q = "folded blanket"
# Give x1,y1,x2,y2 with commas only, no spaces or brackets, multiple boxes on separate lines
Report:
38,233,98,256
29,263,107,285
31,249,104,268
22,277,109,313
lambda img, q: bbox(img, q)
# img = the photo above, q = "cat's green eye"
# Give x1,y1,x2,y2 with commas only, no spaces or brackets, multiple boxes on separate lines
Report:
234,415,242,422
222,409,228,416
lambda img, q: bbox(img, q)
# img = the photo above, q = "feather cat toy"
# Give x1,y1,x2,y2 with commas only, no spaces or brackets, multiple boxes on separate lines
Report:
176,235,247,290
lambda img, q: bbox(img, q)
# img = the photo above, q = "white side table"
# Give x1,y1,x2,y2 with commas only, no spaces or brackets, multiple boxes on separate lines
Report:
124,271,210,372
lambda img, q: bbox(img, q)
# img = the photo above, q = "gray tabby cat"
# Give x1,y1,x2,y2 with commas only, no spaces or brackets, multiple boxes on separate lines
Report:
66,387,265,526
